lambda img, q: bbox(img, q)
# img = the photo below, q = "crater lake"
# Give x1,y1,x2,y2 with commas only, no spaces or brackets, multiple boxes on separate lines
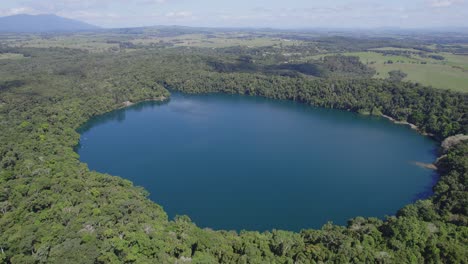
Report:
77,93,438,231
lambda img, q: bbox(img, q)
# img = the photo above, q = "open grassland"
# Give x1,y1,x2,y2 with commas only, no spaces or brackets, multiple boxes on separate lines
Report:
373,63,468,92
0,53,25,60
1,32,303,51
16,38,118,52
2,34,119,52
311,49,468,92
369,47,424,52
443,53,468,69
132,33,303,48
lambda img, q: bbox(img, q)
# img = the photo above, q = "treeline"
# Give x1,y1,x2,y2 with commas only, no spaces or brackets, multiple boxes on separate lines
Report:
207,54,375,79
163,70,466,139
0,46,467,263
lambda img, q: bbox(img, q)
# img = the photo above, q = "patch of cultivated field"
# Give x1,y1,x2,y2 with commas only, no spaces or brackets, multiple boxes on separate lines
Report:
6,36,119,52
443,53,468,69
345,51,422,63
311,50,468,92
374,63,468,92
369,47,423,52
0,53,25,60
132,33,302,48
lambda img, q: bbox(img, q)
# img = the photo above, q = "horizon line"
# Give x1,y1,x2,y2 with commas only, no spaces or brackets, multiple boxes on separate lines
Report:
2,13,468,32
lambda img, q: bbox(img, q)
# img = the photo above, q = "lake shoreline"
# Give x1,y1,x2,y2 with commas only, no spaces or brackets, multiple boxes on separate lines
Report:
78,91,442,230
120,95,169,109
380,114,435,138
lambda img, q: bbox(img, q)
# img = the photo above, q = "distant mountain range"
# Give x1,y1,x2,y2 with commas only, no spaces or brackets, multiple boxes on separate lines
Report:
1,14,466,34
0,14,100,33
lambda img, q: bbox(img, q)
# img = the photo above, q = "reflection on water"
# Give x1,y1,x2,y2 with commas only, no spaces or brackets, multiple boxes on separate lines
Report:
77,99,170,134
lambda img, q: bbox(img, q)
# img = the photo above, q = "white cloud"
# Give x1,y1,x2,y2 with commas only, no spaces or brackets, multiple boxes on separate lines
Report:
1,0,467,28
165,11,192,18
430,0,465,8
138,0,170,4
60,10,119,20
0,6,38,16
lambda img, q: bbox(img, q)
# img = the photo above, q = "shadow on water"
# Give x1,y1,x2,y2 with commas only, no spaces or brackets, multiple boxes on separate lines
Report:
415,148,439,194
74,98,171,151
413,171,440,201
412,147,440,201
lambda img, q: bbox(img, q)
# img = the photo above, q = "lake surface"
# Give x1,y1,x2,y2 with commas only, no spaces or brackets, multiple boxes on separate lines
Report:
77,93,437,231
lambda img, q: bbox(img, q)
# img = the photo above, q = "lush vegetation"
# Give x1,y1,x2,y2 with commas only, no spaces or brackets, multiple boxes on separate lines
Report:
0,29,467,263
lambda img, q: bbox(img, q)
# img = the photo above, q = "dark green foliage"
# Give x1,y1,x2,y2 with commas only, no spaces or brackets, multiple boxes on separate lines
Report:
388,70,408,82
0,80,26,92
207,56,328,77
0,43,467,263
322,55,375,77
429,55,445,60
273,63,327,76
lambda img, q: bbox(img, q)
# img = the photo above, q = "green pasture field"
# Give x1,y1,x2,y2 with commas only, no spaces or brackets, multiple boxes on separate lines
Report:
0,53,25,60
310,49,468,92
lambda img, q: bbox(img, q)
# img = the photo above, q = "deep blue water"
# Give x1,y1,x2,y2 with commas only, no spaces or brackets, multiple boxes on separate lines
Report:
77,93,437,231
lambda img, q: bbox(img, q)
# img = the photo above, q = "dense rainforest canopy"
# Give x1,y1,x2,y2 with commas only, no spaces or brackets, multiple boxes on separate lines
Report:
0,30,467,263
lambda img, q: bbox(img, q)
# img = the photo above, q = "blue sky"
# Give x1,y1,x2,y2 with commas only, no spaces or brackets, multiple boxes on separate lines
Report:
1,0,467,28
